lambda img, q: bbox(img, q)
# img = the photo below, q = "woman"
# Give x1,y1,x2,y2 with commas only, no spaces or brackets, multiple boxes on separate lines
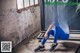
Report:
34,23,69,52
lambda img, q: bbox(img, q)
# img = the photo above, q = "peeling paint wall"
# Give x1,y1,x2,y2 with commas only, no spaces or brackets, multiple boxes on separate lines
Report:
0,0,40,47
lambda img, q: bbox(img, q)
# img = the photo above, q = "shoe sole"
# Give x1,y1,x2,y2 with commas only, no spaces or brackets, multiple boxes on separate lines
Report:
34,48,45,52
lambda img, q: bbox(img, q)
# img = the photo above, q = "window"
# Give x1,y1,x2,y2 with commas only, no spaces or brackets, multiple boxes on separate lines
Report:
17,0,24,9
24,0,29,7
30,0,35,6
35,0,38,5
17,0,39,10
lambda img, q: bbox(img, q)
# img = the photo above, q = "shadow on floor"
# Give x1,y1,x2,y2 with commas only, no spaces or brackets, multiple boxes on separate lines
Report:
54,42,79,52
75,45,80,53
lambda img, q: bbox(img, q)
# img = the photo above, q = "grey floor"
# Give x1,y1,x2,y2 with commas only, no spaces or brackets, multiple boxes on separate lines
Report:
13,34,80,53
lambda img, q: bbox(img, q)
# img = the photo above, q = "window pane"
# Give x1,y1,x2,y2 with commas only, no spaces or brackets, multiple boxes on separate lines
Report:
30,0,34,6
35,0,38,4
24,0,29,7
17,0,23,9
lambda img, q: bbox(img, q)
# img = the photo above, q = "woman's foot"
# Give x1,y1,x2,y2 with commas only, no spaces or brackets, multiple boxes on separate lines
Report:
49,43,58,51
34,45,45,52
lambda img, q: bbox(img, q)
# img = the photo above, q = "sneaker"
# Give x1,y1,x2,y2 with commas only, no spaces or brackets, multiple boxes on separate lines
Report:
49,43,58,51
34,45,45,52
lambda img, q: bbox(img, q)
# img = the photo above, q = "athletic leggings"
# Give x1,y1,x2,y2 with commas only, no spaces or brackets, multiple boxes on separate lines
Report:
41,25,69,45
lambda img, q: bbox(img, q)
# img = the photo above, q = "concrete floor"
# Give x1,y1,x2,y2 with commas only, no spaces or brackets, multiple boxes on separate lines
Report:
13,34,80,53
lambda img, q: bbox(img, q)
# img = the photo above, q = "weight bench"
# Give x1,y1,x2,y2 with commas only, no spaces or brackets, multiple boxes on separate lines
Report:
37,31,80,42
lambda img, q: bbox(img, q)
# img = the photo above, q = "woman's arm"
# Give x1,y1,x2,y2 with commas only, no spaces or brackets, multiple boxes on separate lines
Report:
46,23,54,34
44,23,54,38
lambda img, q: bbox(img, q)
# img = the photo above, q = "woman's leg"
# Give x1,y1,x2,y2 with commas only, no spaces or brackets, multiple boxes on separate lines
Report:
56,25,69,40
41,30,54,45
34,30,54,52
49,26,58,51
53,28,58,43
